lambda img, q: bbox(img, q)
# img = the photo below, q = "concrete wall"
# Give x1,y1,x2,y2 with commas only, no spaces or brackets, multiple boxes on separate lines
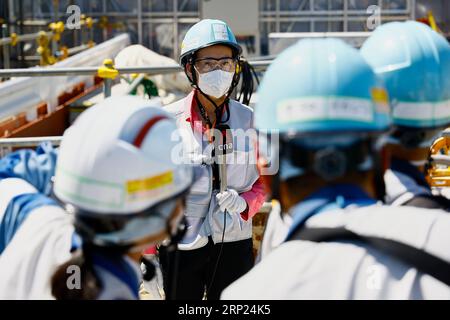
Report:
201,0,259,36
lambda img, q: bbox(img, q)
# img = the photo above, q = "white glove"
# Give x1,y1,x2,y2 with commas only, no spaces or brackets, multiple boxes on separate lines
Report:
216,189,247,215
187,153,214,165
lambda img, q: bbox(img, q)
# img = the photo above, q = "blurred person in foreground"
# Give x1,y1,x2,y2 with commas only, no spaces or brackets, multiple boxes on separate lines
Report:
222,38,450,299
0,96,191,299
361,21,450,210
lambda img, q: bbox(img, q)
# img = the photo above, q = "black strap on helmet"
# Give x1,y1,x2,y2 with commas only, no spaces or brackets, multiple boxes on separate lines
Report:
273,137,387,204
391,126,445,149
282,139,369,181
370,137,387,202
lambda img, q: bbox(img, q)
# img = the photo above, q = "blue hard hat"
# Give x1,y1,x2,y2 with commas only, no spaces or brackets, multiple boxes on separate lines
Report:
255,38,391,137
180,19,242,65
361,21,450,129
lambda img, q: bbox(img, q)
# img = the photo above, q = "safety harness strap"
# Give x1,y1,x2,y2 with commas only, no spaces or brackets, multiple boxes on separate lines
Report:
287,226,450,286
403,195,450,211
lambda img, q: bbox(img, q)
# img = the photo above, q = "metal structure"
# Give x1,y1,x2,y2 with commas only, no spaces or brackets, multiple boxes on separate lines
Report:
269,31,372,54
2,0,423,59
0,20,97,69
260,0,415,33
3,0,200,60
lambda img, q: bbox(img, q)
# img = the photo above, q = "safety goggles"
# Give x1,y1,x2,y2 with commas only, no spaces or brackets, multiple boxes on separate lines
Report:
194,57,237,74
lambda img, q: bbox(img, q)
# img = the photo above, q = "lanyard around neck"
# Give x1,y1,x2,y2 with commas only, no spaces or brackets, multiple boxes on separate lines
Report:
193,94,228,143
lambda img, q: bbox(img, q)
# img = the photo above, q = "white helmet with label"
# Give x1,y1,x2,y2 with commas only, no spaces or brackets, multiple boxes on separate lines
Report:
53,95,192,247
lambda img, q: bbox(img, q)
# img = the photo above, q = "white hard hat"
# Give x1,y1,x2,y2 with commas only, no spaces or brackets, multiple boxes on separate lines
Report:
53,95,192,247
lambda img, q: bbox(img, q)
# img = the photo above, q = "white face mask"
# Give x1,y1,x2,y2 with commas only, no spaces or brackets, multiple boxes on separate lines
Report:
197,69,235,99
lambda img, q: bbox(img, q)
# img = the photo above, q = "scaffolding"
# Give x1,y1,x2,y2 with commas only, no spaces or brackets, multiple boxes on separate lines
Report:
2,0,200,61
260,0,415,33
2,0,419,60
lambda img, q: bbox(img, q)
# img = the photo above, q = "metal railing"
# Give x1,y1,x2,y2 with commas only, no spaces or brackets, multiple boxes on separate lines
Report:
0,65,182,78
0,31,53,47
0,136,62,148
0,59,272,98
261,0,415,33
0,60,271,78
0,59,272,144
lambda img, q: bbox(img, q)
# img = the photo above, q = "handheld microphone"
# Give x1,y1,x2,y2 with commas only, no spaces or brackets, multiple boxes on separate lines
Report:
214,124,233,192
206,124,233,299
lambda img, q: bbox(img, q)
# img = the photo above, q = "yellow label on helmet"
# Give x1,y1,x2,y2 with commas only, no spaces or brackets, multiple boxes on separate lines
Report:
371,88,389,104
127,171,174,194
371,88,389,113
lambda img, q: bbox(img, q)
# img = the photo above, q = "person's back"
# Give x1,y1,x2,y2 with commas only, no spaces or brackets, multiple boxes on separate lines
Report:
222,37,450,300
224,204,450,299
385,158,450,209
361,21,450,211
0,96,192,299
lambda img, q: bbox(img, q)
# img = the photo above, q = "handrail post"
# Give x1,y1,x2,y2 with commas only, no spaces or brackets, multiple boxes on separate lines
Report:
2,25,10,71
104,78,112,98
97,59,119,98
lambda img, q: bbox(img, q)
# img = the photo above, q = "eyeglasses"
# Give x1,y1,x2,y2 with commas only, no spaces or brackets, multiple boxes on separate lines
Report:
194,57,237,74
